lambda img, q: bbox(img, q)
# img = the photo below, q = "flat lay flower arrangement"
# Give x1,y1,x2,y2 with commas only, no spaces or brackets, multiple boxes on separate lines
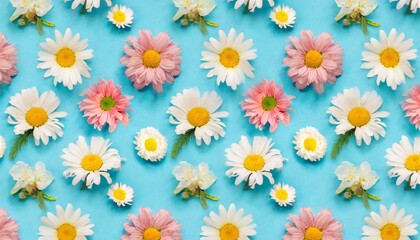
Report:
0,0,419,239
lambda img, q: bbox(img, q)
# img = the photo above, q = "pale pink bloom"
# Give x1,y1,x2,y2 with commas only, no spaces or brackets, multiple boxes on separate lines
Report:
402,85,420,129
0,209,19,240
241,79,293,132
121,208,182,240
283,208,343,240
283,30,343,93
79,79,132,133
0,34,18,85
120,30,182,93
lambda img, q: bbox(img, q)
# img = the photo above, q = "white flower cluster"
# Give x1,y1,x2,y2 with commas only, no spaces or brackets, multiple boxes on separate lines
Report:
173,161,216,196
335,161,379,195
10,0,53,21
10,161,54,197
173,0,216,21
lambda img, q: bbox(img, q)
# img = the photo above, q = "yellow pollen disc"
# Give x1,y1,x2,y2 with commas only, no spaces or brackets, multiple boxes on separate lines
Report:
304,227,322,240
348,107,371,127
142,50,161,68
113,188,126,201
380,223,401,240
219,48,240,68
81,154,103,171
380,48,400,68
275,189,289,201
56,48,76,68
113,10,126,23
405,154,420,171
303,137,317,151
219,223,239,240
144,138,158,152
25,107,48,127
275,10,289,23
57,223,77,240
143,227,161,240
304,50,323,68
243,154,265,172
187,107,210,127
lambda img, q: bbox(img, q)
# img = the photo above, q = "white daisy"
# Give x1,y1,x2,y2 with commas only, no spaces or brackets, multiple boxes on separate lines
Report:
390,0,420,13
61,136,124,189
37,28,94,90
39,204,94,240
134,127,167,162
362,204,418,240
200,28,257,90
167,88,229,146
201,204,256,240
270,5,296,29
0,136,5,158
270,183,296,207
225,136,286,189
228,0,274,12
386,136,420,189
293,126,327,162
5,87,67,146
327,87,390,146
65,0,112,12
107,183,134,207
107,5,133,29
361,28,417,90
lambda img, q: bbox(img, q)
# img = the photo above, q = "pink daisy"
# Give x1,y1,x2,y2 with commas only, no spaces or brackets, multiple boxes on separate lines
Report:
402,85,420,129
120,30,182,93
0,209,19,240
241,79,293,132
283,30,343,94
0,34,18,85
121,208,182,240
79,79,132,133
283,208,343,240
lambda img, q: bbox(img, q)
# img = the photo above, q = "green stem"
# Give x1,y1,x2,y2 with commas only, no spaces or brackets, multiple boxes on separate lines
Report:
405,174,413,190
366,19,380,27
205,192,219,201
243,175,251,190
243,1,249,14
80,176,87,190
43,193,57,201
367,193,381,201
80,1,87,14
405,0,413,15
41,19,55,27
205,20,219,27
9,130,33,160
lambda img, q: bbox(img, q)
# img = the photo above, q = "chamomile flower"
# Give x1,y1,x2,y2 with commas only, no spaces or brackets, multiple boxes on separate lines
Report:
134,127,167,162
0,136,5,158
293,126,327,162
270,5,296,29
107,183,134,207
390,0,420,13
270,183,296,207
107,5,133,29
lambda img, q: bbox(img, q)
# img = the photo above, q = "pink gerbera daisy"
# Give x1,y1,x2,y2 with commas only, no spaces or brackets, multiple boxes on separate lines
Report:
121,208,182,240
241,79,293,132
0,34,18,85
120,30,182,93
283,208,343,240
0,209,19,240
283,30,343,93
79,79,132,133
402,85,420,129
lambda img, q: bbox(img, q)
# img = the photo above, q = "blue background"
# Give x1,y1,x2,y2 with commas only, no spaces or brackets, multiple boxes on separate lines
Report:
0,0,419,239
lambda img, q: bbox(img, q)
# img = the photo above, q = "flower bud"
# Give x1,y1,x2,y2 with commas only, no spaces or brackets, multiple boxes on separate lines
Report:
181,191,190,199
180,19,190,26
17,18,27,26
343,19,351,26
344,191,352,199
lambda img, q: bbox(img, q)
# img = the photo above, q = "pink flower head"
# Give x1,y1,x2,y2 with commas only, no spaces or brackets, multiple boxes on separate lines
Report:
121,208,182,240
283,30,343,93
0,209,19,240
283,208,343,240
79,79,132,133
402,85,420,129
0,34,18,85
241,79,293,132
120,30,182,93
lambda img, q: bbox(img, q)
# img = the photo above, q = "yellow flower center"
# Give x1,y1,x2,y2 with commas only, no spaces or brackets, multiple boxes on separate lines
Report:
57,223,77,240
348,107,371,127
405,154,420,171
187,107,210,127
275,10,289,23
143,227,161,240
81,154,103,171
304,50,323,68
142,50,161,68
113,10,126,23
380,223,400,240
380,48,400,68
56,48,76,68
243,154,265,171
304,227,322,240
25,107,48,127
219,223,239,240
219,48,240,68
275,188,288,201
113,188,126,201
303,137,317,151
144,138,158,152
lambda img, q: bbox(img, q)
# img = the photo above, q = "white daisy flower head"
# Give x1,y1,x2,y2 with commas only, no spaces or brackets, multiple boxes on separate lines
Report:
173,0,216,21
293,126,327,162
39,204,94,239
61,136,124,189
173,161,216,194
37,28,94,90
0,136,5,158
386,136,420,189
270,5,296,29
107,5,133,29
10,161,54,194
65,0,112,12
390,0,420,13
201,28,257,90
270,183,296,207
362,204,418,240
134,127,167,162
225,136,286,189
201,203,256,240
335,0,378,21
107,182,134,207
335,161,379,194
10,0,53,21
228,0,274,12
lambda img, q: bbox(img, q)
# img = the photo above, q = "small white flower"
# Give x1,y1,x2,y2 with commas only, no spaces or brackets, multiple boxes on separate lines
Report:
134,127,167,162
270,183,296,207
107,5,133,29
10,0,53,21
65,0,112,12
9,161,54,194
0,136,6,158
228,0,274,12
107,183,134,207
197,162,217,191
270,5,296,29
173,161,216,194
334,0,378,21
390,0,420,13
293,126,327,162
335,161,379,194
173,0,216,21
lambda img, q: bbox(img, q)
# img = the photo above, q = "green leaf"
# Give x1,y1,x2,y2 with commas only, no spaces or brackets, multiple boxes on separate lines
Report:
367,192,381,201
37,191,45,210
9,130,33,160
360,16,368,35
36,17,43,35
170,129,195,159
361,190,369,210
199,17,208,36
43,193,57,201
200,190,207,209
330,129,355,160
205,192,219,201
